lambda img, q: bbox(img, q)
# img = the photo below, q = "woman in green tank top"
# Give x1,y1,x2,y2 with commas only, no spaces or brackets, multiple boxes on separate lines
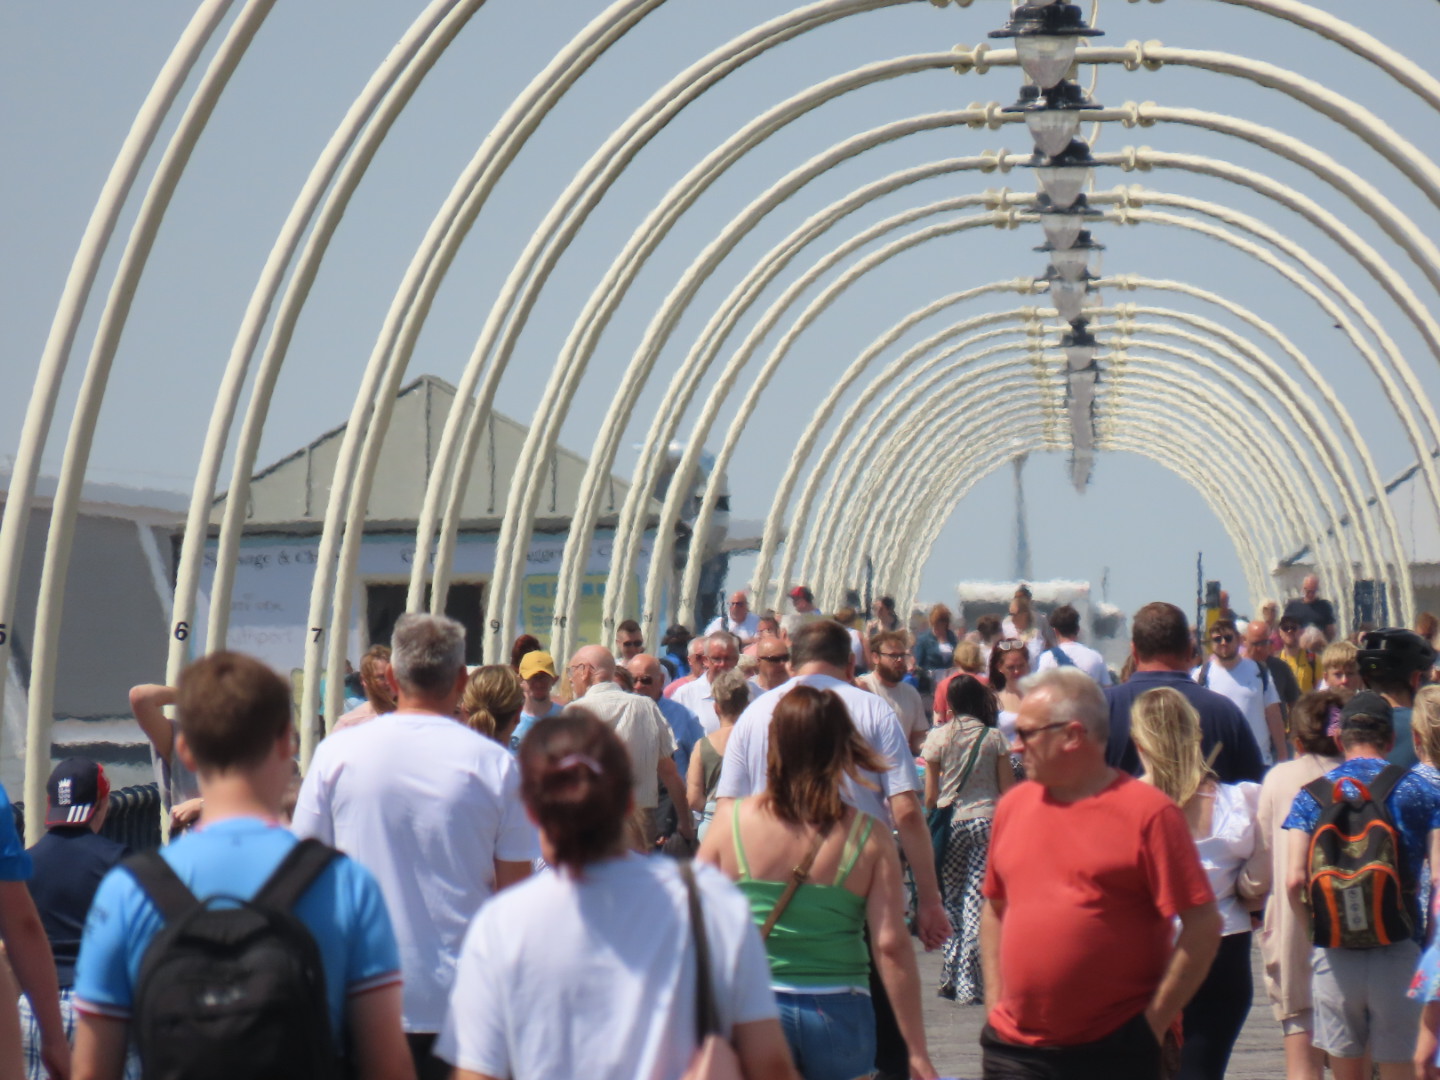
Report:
699,685,938,1080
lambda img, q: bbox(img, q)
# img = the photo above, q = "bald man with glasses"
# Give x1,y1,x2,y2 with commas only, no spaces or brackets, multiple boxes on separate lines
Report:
704,591,761,645
752,634,791,691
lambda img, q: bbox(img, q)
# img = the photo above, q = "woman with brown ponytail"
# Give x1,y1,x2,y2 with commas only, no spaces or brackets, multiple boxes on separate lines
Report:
436,709,798,1080
700,685,937,1080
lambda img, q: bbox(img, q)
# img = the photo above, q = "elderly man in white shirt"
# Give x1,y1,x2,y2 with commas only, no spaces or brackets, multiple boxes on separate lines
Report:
673,630,760,735
293,613,538,1079
704,590,761,645
566,644,695,847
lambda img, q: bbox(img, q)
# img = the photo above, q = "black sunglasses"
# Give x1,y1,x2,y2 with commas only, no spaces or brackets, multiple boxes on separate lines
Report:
760,653,790,663
1210,634,1236,644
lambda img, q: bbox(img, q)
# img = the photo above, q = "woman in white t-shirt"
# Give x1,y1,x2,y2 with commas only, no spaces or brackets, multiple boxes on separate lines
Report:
436,709,799,1080
1131,687,1263,1080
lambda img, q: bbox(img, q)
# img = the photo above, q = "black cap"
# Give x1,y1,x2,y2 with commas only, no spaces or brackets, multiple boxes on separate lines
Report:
1339,690,1394,729
45,758,109,827
1358,628,1436,680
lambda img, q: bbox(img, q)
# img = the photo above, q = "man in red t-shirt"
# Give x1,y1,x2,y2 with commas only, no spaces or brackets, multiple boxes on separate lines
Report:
980,668,1221,1079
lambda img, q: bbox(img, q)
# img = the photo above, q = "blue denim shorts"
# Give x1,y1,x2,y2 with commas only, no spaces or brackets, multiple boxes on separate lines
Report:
774,989,876,1080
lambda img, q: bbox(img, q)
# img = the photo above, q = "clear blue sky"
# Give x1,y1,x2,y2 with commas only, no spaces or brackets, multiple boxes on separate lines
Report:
3,0,1438,625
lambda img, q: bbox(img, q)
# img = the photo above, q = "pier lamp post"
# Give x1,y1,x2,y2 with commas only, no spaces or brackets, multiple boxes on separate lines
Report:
989,1,1105,90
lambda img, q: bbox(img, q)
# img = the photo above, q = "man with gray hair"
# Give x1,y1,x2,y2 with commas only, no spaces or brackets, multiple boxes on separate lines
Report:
294,613,538,1080
979,668,1221,1079
567,644,695,848
672,629,758,736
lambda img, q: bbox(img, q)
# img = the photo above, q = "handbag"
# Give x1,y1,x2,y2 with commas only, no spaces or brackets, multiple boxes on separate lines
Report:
928,727,988,870
678,861,744,1080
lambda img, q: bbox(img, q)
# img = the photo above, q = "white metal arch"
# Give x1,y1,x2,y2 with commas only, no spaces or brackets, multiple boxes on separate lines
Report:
595,130,1433,642
866,398,1276,611
819,336,1340,618
469,36,1440,672
0,1,236,760
11,2,1440,794
19,2,274,834
811,328,1345,619
867,363,1330,613
754,256,1393,624
743,137,1440,618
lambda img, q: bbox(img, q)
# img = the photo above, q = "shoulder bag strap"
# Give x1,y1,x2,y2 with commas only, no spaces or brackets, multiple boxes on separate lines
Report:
122,852,199,923
255,838,340,912
679,860,721,1039
758,826,830,942
946,725,988,801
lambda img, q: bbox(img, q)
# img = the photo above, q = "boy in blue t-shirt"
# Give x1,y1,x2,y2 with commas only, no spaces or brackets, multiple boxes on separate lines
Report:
73,652,413,1080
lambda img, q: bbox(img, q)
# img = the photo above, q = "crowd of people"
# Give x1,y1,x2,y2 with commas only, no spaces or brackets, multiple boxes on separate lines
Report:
7,574,1440,1079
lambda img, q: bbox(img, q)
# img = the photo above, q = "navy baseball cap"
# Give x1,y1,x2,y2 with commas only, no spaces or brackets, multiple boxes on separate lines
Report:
45,758,110,827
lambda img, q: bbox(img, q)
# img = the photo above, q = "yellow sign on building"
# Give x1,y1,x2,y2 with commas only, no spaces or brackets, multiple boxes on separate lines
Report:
523,573,638,651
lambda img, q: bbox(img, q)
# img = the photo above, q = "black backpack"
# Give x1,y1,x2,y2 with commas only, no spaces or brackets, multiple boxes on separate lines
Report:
1305,765,1414,949
124,839,342,1080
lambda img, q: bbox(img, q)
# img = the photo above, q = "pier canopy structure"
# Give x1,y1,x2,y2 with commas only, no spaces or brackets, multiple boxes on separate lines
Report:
4,0,1440,837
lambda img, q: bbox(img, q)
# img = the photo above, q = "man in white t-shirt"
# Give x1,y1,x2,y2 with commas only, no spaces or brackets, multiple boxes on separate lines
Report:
1035,604,1113,687
567,645,694,847
672,631,760,735
704,590,762,646
293,613,539,1080
1192,618,1286,766
857,629,928,754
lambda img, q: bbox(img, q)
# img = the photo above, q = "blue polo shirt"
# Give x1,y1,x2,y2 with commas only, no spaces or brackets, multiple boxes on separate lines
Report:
1105,669,1266,783
656,695,704,773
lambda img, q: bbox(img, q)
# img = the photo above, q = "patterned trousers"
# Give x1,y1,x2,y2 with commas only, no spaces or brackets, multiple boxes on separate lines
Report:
939,815,992,1004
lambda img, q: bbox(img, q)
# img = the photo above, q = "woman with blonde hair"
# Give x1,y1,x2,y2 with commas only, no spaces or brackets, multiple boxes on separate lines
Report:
932,642,987,724
1131,687,1263,1080
687,668,750,840
1246,691,1343,1080
700,685,937,1080
460,665,525,747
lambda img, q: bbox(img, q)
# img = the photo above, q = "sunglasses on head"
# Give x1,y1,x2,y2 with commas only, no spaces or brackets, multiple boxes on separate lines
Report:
996,640,1028,652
